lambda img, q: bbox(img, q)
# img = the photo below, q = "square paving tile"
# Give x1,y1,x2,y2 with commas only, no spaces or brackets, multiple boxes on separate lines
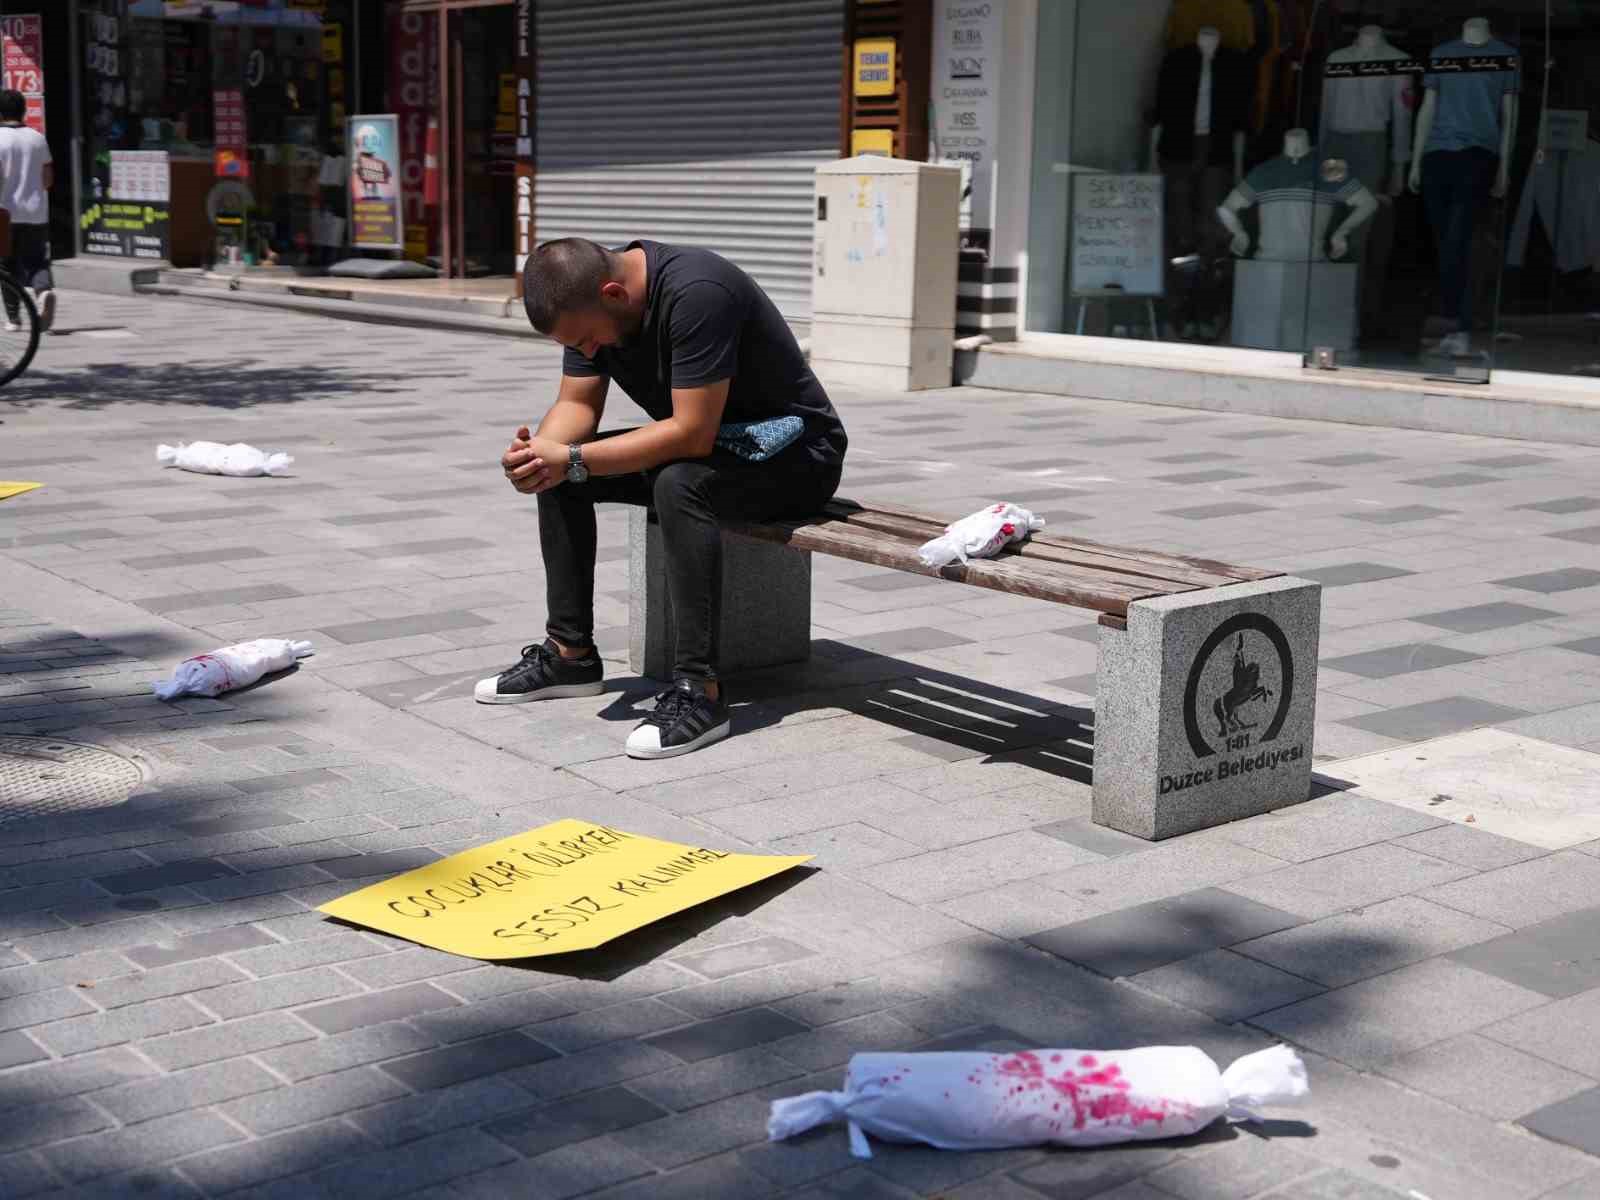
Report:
1321,642,1482,679
1482,987,1600,1078
1516,497,1600,515
1297,563,1416,588
317,610,492,645
1223,843,1474,921
1129,948,1324,1022
840,573,946,594
1233,895,1508,987
1339,696,1529,742
1252,958,1548,1068
1042,673,1096,695
1150,470,1252,484
1049,625,1100,645
1492,568,1600,594
1242,481,1345,495
1382,1035,1594,1121
1464,454,1557,468
1302,453,1396,466
1345,505,1457,524
1561,636,1600,657
1547,525,1600,545
1422,850,1600,928
1447,906,1600,998
1161,502,1273,521
1413,602,1561,634
1024,887,1303,978
1402,473,1504,488
1519,1087,1600,1157
1031,817,1150,858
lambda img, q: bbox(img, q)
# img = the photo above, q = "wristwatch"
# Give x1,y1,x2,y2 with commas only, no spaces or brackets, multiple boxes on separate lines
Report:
565,443,589,484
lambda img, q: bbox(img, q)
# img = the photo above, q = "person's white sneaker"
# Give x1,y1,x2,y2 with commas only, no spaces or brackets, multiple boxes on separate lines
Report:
37,289,55,332
625,679,731,760
2,320,19,333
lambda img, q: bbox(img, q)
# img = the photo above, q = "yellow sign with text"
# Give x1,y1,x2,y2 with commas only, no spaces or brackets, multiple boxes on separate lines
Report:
851,128,895,156
318,820,812,959
853,37,896,97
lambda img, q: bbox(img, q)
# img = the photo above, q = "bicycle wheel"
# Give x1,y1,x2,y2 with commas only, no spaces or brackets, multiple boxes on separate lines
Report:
0,271,40,388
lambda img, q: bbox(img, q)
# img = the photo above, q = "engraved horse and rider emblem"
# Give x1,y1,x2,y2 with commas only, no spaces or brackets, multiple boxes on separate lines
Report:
1213,632,1273,737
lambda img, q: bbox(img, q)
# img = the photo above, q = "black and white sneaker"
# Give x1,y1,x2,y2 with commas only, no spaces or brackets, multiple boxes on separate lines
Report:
474,639,603,704
625,679,730,759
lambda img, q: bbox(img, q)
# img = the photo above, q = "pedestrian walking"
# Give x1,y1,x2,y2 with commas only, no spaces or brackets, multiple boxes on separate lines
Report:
479,237,848,759
0,89,54,333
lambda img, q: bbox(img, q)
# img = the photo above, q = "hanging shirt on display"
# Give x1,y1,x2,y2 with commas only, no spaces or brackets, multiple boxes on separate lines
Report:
1506,138,1600,273
1237,152,1365,260
1423,39,1521,155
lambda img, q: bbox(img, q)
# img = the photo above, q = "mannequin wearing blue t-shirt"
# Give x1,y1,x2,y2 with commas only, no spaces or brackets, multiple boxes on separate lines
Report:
1408,16,1520,355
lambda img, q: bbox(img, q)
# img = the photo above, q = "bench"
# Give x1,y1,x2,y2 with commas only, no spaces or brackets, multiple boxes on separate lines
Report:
628,499,1321,841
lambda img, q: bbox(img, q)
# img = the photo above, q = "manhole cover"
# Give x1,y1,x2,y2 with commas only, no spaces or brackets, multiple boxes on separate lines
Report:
0,737,144,823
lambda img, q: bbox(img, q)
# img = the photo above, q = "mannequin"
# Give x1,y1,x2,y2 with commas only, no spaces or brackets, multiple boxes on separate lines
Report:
1409,16,1520,352
1150,26,1251,335
1321,26,1411,199
1150,27,1250,256
1321,24,1412,333
1217,129,1378,262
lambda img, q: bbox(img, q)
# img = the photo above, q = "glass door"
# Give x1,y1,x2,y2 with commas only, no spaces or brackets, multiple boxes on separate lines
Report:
439,2,515,279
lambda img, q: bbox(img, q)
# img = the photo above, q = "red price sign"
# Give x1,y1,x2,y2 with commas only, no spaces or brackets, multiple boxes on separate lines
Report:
0,15,45,136
213,87,249,179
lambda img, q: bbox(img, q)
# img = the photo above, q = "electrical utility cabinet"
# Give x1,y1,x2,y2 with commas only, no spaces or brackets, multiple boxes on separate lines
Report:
810,157,961,392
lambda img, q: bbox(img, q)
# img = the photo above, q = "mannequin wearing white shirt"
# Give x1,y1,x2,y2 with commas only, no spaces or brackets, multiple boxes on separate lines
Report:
1321,25,1411,198
1216,129,1379,261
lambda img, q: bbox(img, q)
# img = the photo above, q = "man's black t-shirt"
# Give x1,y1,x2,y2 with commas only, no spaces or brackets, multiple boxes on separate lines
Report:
561,241,846,468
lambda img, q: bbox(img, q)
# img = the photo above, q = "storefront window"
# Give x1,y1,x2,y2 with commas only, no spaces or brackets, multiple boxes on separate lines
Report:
79,0,356,269
1030,2,1597,383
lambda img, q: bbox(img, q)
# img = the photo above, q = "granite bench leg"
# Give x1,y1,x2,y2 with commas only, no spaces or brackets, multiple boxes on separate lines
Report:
627,508,813,681
1092,576,1322,840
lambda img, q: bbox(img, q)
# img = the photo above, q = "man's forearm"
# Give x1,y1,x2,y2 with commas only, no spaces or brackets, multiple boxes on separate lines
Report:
535,399,602,445
576,419,709,476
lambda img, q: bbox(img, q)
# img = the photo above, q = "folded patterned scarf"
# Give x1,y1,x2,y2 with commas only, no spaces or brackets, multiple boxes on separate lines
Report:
714,416,806,462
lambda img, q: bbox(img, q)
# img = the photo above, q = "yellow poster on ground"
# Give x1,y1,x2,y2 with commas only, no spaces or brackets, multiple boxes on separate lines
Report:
0,482,42,501
318,819,812,959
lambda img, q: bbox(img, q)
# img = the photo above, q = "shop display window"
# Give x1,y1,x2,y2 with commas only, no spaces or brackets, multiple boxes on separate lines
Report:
1029,1,1600,383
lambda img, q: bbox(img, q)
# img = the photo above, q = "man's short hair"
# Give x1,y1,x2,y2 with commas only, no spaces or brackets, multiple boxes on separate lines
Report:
0,91,25,122
523,238,618,334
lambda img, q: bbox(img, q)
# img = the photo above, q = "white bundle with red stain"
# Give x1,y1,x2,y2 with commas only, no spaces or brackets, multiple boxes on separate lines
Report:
157,441,294,477
917,503,1044,569
767,1045,1307,1158
152,639,314,700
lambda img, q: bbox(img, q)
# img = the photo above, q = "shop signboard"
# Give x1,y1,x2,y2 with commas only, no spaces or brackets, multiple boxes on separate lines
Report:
349,114,405,251
851,128,894,157
213,87,249,179
1069,173,1164,298
0,14,45,135
388,8,437,259
853,38,895,97
513,0,534,291
82,201,170,260
932,1,999,237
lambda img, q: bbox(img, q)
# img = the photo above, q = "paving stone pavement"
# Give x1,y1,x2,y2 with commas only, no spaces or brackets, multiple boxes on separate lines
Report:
1,292,1599,1197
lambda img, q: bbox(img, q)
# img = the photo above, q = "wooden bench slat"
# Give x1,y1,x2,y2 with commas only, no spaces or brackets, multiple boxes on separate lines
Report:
725,517,1169,615
816,500,1265,590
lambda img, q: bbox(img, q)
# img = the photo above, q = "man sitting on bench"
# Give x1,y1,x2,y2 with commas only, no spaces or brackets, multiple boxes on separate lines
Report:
480,238,848,759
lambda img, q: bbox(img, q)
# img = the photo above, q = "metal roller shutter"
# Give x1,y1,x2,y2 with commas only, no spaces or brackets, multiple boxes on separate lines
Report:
535,0,843,324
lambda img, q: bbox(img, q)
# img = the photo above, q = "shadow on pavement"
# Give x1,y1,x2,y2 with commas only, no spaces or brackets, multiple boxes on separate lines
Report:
0,357,419,412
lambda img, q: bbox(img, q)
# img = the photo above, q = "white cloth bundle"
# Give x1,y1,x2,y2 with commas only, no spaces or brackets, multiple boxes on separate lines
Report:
918,503,1044,569
153,639,314,700
157,441,294,477
768,1044,1307,1159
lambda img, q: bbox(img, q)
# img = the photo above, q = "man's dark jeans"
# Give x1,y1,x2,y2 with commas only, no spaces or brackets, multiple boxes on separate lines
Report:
537,434,841,682
1421,147,1498,330
3,223,51,323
